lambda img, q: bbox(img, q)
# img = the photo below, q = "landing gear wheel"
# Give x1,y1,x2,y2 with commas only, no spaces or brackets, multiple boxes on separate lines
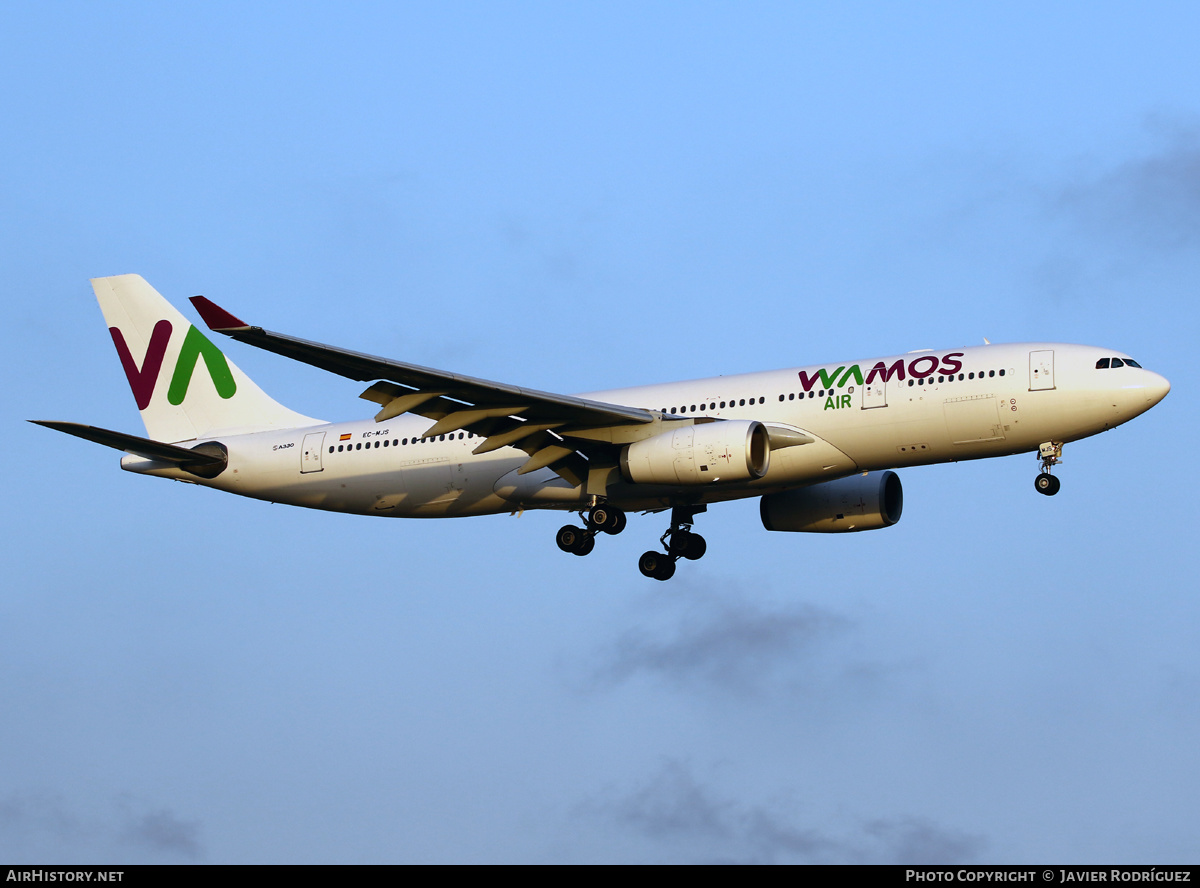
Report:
638,551,676,581
666,530,692,557
588,505,627,535
556,525,592,554
587,506,611,531
681,533,706,561
1034,473,1060,496
606,509,627,535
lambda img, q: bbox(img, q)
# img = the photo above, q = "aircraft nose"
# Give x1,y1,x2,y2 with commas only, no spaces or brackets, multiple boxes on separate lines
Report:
1144,371,1170,406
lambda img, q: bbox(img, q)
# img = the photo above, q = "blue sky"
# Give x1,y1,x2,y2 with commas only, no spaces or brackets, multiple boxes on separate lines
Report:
2,2,1197,863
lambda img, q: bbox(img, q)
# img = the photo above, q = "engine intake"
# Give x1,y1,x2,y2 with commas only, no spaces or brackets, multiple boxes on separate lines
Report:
760,471,903,532
620,420,770,485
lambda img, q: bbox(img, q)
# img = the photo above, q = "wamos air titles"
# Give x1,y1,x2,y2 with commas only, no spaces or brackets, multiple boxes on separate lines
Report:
35,275,1170,580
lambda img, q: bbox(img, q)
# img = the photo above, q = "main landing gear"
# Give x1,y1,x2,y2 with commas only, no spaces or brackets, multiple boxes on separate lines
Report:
554,502,707,581
1035,441,1063,496
638,505,706,582
555,502,627,557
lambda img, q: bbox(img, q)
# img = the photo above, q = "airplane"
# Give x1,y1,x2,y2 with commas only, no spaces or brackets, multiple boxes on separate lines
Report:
34,274,1170,580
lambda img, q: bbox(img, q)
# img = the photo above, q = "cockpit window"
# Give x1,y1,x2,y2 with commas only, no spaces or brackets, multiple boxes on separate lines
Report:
1110,358,1125,368
1096,358,1110,369
1124,358,1142,368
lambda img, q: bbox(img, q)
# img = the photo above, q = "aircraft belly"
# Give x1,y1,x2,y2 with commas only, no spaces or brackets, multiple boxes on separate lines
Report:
493,465,585,506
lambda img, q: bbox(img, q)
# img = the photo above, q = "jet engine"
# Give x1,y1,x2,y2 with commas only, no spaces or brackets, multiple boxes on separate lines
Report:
760,470,903,532
620,420,770,485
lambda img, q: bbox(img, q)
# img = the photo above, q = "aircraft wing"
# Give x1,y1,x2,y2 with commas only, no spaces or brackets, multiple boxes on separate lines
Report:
190,296,659,487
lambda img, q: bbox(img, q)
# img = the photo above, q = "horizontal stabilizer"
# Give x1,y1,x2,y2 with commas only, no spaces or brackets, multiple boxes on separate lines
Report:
30,421,227,474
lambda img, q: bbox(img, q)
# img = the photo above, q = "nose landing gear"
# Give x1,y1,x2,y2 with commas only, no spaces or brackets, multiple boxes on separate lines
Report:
639,505,707,581
1035,442,1063,496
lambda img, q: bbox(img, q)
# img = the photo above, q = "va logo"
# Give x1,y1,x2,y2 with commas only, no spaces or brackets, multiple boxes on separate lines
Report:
109,320,237,410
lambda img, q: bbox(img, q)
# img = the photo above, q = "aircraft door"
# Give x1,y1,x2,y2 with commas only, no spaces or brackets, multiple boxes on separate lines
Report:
301,432,326,473
1029,350,1055,391
861,379,888,409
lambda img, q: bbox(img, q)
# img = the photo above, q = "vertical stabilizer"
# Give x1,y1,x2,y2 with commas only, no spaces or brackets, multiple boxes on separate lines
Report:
92,275,321,442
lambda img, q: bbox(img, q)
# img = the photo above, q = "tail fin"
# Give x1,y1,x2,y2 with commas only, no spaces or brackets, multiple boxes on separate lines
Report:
93,275,321,442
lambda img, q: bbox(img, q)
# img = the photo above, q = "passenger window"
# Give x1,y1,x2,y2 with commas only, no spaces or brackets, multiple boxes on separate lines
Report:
356,443,362,450
670,407,676,414
739,399,745,406
969,372,975,379
328,446,334,453
908,380,914,387
989,370,995,377
999,369,1005,376
958,373,964,380
938,376,944,383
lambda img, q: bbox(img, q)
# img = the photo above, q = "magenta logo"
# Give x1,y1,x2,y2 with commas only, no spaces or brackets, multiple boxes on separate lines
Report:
110,320,172,410
108,320,237,410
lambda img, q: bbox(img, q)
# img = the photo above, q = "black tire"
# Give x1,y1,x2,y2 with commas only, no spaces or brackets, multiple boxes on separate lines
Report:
556,525,584,552
587,506,611,531
1035,473,1058,496
639,550,669,579
574,534,595,556
681,533,706,561
604,509,627,535
654,557,676,581
666,530,691,557
638,552,667,578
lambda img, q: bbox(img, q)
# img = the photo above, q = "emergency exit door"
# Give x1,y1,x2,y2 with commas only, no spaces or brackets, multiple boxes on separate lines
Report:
1029,350,1055,391
301,432,326,473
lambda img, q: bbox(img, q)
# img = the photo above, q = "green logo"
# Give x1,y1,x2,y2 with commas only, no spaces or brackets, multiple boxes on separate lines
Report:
166,325,237,405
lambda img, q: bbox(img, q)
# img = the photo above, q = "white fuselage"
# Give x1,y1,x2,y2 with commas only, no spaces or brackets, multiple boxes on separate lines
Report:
122,342,1169,518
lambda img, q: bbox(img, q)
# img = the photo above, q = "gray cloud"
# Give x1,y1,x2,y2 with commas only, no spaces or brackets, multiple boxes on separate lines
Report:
856,816,988,865
0,791,203,861
602,759,735,843
0,792,88,846
1052,129,1200,252
583,759,986,864
582,584,851,694
118,804,203,859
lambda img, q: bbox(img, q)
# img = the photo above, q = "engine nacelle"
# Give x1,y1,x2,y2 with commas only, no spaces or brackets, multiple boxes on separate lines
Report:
620,420,770,485
760,471,903,533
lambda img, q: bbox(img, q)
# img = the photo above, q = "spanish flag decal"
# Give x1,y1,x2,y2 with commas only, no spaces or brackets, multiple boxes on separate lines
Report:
340,433,352,441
